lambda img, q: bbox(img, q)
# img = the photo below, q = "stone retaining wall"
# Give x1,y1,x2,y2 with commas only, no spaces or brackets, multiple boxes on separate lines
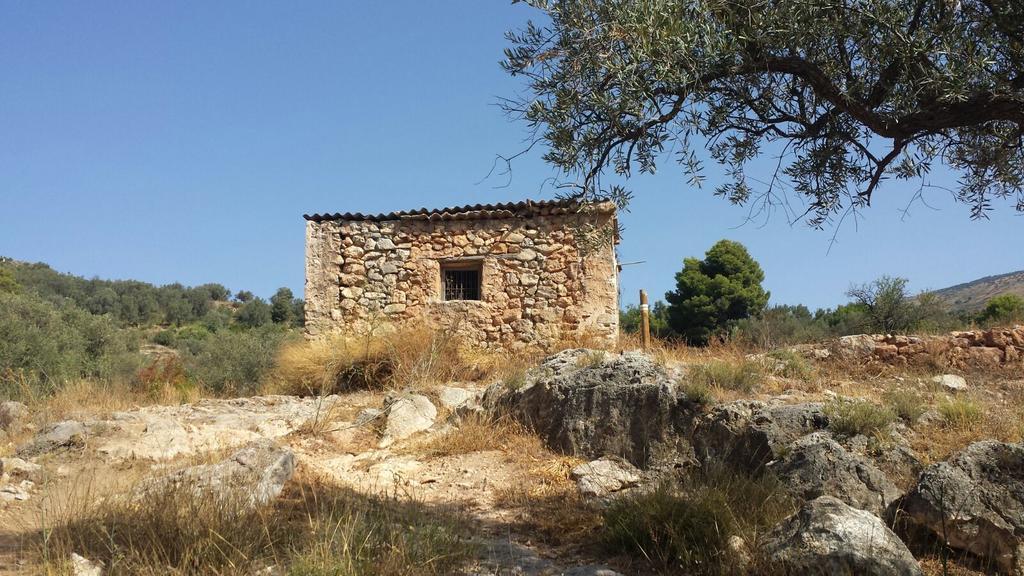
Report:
833,326,1024,368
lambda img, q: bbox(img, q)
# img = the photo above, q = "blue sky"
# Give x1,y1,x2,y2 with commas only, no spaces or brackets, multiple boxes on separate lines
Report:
1,1,1020,310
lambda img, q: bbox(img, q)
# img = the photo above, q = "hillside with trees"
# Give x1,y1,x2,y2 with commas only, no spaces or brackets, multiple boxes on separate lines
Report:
0,258,304,397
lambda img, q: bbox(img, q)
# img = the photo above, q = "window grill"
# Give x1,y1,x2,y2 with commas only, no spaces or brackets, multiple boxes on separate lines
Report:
443,266,481,301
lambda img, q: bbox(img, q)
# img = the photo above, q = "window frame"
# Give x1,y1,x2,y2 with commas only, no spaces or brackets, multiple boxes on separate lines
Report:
440,260,483,302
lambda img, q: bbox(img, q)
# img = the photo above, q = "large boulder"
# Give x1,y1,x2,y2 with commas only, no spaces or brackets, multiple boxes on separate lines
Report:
768,432,900,516
484,349,694,467
691,401,828,471
899,441,1024,575
132,440,295,510
764,496,924,576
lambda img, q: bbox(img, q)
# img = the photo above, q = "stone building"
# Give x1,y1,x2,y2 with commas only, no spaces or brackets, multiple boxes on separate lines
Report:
303,198,619,348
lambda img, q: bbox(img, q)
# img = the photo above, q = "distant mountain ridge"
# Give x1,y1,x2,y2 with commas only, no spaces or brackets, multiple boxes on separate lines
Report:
932,270,1024,312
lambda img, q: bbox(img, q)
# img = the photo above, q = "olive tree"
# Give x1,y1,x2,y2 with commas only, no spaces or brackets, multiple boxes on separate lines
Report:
503,0,1024,225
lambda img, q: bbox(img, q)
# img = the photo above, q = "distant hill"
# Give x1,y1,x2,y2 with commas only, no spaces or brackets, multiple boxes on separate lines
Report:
932,270,1024,312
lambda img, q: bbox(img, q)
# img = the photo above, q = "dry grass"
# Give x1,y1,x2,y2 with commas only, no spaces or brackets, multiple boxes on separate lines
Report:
268,327,521,396
1,377,202,457
688,359,764,394
492,455,601,546
937,397,984,430
32,472,476,576
826,398,896,437
601,465,796,575
407,412,540,459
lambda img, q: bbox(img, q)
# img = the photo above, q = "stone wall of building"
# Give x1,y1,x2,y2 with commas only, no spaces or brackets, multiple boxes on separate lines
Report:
304,202,619,349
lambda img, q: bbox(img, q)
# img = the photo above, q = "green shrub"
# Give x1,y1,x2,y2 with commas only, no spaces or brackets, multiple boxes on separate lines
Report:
733,304,827,348
938,397,983,430
236,298,273,328
602,465,794,574
689,360,762,393
883,389,926,424
680,380,715,404
977,294,1024,326
766,349,814,380
181,326,292,396
827,398,896,437
0,291,140,397
152,329,176,347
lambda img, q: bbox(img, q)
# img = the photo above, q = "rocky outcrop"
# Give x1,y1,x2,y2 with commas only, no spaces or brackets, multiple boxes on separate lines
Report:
379,394,437,447
764,496,924,576
17,420,87,456
768,432,900,516
691,401,828,471
832,327,1024,368
132,441,295,510
899,441,1024,575
570,457,640,498
485,349,694,467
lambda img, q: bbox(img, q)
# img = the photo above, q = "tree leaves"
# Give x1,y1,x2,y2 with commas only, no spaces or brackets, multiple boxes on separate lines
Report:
504,0,1024,225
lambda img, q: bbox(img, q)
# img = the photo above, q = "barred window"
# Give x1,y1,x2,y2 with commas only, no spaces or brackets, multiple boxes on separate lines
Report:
442,262,481,301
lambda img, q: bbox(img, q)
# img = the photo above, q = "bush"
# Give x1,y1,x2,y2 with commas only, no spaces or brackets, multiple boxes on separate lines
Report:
602,466,794,574
884,389,926,424
0,291,140,397
766,349,814,380
733,305,827,348
689,360,762,393
827,398,896,437
938,397,983,430
236,298,272,328
180,326,292,396
977,294,1024,325
679,380,715,404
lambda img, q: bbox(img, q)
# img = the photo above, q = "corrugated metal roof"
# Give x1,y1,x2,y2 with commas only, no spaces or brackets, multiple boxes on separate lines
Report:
303,198,614,222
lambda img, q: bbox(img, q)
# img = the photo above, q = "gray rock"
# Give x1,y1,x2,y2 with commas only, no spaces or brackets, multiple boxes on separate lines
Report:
0,480,34,502
764,496,923,576
355,408,383,426
485,349,696,467
835,334,879,360
18,420,87,456
379,394,437,447
769,432,900,516
932,374,968,392
436,386,477,411
0,457,42,482
132,440,295,509
570,457,640,498
0,401,28,430
899,441,1024,575
692,401,828,471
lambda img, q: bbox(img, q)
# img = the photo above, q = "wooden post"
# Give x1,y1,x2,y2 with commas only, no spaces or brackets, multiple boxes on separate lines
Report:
640,289,651,350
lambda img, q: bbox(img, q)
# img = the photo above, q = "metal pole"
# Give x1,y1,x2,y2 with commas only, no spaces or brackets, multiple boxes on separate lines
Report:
640,289,651,350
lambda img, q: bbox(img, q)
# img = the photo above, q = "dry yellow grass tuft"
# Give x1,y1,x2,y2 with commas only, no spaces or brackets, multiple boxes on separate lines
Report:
268,326,515,396
32,470,476,576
